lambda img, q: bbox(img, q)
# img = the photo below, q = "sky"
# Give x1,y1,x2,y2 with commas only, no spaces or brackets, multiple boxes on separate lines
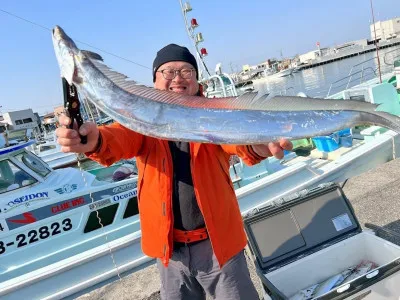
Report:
0,0,398,115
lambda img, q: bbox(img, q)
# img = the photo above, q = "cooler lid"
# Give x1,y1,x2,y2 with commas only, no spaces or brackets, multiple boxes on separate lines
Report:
243,182,361,272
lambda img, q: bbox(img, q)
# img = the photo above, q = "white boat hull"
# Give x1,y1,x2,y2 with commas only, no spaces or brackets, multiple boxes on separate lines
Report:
237,131,400,215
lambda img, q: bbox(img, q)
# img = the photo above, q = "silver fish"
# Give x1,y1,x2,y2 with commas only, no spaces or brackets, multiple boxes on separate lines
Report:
52,25,400,145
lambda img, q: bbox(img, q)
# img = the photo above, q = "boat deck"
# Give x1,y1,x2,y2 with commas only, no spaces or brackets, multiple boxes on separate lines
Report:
72,158,400,300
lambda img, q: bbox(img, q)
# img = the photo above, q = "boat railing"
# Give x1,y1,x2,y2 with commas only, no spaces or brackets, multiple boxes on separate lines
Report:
383,47,400,65
202,73,238,98
326,67,378,97
327,48,400,97
346,57,377,76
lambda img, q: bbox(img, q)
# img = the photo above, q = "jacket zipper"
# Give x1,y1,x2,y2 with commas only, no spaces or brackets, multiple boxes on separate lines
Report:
163,141,174,263
189,144,206,224
190,143,219,261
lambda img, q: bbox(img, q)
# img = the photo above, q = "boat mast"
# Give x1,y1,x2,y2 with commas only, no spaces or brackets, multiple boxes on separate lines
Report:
178,0,211,81
370,0,382,83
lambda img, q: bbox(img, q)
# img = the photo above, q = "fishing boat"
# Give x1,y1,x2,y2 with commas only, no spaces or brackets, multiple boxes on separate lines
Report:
31,139,87,169
274,66,294,77
0,138,144,300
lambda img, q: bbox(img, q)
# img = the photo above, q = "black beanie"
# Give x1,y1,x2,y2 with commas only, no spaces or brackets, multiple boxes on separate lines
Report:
152,44,198,82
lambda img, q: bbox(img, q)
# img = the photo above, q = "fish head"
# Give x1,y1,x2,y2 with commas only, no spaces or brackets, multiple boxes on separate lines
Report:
52,25,80,85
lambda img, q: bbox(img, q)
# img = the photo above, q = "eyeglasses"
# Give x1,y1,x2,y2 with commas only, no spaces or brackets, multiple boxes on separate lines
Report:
157,68,196,80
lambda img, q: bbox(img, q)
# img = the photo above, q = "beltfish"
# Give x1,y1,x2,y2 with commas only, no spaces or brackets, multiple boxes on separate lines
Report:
52,25,400,145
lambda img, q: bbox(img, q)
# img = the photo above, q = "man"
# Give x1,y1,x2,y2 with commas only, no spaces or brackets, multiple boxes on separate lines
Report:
56,44,292,299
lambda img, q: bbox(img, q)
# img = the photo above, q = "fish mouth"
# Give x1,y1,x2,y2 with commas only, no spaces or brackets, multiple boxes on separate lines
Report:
52,25,78,51
52,25,63,40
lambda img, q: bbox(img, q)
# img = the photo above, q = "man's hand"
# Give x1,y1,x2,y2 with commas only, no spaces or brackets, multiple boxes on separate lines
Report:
55,114,100,153
252,139,293,160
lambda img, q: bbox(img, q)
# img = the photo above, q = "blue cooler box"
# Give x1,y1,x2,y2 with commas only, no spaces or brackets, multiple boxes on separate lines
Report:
312,129,352,152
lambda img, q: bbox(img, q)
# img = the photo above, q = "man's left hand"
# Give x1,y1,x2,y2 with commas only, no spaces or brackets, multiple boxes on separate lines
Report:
252,139,293,160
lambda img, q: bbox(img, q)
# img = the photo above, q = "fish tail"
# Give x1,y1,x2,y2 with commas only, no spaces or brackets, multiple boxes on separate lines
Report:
361,111,400,133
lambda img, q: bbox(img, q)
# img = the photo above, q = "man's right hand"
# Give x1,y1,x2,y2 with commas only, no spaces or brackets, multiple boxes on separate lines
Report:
55,114,100,153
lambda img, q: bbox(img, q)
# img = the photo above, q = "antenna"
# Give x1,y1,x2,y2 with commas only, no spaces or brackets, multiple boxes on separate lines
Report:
178,1,211,80
370,0,382,83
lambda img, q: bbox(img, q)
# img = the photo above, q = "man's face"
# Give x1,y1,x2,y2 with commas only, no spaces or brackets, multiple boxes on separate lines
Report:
154,61,199,96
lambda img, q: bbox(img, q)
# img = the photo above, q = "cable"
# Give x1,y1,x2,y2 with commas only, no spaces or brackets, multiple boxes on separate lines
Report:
341,178,348,189
0,8,151,70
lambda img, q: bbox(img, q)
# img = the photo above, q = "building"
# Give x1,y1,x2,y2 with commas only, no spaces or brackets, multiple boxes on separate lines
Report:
42,112,56,125
1,109,39,141
2,109,37,131
370,17,400,41
299,48,329,64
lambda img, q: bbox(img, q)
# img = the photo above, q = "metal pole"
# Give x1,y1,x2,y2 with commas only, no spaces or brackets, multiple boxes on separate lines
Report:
370,0,382,83
178,0,211,79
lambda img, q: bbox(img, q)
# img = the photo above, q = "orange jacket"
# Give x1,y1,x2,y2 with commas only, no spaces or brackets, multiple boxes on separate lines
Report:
87,122,264,267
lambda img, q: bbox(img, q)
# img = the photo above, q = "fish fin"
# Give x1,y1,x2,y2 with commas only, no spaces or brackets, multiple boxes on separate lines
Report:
89,58,135,87
81,50,103,61
85,52,273,109
88,51,385,113
229,92,271,109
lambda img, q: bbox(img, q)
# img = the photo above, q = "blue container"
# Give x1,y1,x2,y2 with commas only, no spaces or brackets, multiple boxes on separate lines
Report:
336,128,351,136
312,134,340,152
339,134,353,148
312,128,352,152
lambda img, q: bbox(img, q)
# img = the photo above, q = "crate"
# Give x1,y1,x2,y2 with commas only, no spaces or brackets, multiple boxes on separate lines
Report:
312,129,352,152
312,134,340,152
339,134,353,148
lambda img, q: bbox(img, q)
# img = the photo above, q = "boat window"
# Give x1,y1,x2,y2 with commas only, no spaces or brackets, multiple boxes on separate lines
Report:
23,118,33,124
0,159,37,194
14,152,51,177
84,203,119,233
40,145,57,152
123,196,139,219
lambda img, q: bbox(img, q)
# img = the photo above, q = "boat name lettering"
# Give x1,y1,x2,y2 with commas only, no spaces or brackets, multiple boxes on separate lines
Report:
0,218,73,256
0,220,8,233
51,197,85,214
89,199,112,210
112,183,137,194
8,192,49,207
112,190,137,202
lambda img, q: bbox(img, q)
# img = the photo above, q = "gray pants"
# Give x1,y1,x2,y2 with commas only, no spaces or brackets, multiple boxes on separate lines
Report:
157,239,259,300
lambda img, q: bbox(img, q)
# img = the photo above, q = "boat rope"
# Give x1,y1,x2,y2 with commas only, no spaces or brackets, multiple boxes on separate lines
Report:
75,157,123,281
392,135,396,160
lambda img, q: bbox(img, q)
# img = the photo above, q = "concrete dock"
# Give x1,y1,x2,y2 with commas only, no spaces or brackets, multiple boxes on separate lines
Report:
301,38,400,70
75,158,400,300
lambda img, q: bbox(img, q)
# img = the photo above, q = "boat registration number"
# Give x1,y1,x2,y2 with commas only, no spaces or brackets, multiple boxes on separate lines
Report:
0,218,72,255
